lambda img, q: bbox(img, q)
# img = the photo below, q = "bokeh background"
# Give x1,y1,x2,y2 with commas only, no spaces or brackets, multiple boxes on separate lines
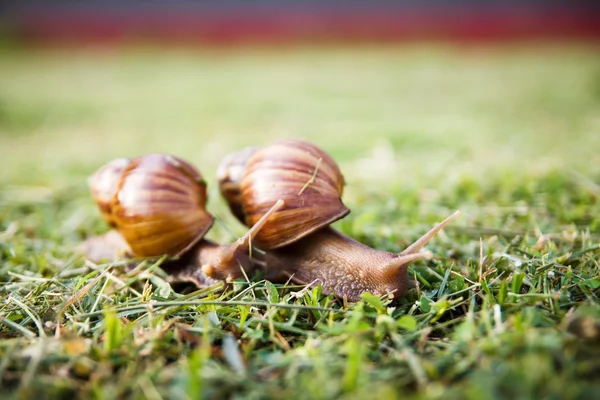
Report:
1,0,599,236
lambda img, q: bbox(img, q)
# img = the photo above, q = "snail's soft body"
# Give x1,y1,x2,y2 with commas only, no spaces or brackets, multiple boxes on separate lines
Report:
262,217,458,301
162,239,242,288
262,227,411,301
81,230,226,288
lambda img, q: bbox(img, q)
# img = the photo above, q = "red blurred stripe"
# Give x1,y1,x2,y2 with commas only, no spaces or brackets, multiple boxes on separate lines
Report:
5,1,600,45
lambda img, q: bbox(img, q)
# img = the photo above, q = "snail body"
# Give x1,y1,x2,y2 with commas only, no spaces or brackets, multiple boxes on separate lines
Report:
218,140,460,301
85,153,284,283
262,221,458,301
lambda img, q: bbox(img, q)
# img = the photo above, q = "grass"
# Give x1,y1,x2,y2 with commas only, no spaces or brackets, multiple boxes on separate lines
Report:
0,43,599,399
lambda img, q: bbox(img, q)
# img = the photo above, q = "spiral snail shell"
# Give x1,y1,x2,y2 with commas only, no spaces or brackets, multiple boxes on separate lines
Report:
89,153,214,258
236,139,350,249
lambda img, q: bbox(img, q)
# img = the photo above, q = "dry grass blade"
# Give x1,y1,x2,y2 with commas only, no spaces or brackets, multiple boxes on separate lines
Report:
298,158,323,195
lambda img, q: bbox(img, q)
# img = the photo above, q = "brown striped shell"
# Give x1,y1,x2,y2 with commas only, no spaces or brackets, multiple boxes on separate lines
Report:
240,140,349,249
91,154,214,258
88,158,132,226
216,146,259,224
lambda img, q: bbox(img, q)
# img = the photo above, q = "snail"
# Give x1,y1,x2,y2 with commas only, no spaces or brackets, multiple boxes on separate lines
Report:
82,153,284,285
217,139,461,301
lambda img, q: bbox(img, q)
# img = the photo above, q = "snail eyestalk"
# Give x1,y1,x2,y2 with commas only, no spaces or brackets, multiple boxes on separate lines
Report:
400,210,462,256
381,251,433,273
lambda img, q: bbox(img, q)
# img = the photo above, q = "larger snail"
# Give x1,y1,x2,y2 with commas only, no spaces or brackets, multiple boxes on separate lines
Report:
82,153,283,286
217,139,461,301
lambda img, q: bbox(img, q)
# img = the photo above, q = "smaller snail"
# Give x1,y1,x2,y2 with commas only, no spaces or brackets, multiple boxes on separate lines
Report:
218,140,461,301
83,153,283,284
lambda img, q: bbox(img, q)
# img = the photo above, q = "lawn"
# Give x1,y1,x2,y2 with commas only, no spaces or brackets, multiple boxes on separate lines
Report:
0,44,599,399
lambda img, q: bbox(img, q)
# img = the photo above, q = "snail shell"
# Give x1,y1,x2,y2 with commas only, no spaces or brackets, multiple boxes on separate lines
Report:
88,158,132,226
92,154,214,258
240,139,349,249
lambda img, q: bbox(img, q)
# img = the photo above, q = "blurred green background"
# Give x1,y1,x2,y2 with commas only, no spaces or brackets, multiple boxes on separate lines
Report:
2,45,599,180
1,45,599,235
